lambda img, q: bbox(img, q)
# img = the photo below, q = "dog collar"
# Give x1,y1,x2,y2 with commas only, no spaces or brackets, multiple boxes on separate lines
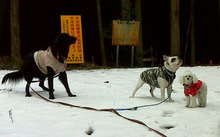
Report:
56,52,60,60
56,52,66,64
162,66,175,77
183,83,191,88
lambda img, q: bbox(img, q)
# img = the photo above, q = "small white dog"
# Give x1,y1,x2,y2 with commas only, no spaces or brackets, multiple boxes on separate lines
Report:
130,55,182,101
179,71,207,108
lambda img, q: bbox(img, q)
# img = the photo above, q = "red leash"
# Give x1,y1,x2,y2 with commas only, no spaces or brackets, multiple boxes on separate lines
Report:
29,85,166,137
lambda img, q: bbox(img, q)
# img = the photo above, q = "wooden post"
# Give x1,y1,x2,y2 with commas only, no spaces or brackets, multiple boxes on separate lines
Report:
116,46,119,67
131,46,134,67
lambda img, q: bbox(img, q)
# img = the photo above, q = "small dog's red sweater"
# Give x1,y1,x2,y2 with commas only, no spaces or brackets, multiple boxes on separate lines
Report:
184,80,202,96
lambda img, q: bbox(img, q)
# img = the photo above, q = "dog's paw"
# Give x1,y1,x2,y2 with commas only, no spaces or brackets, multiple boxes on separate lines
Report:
185,105,190,108
25,94,32,97
129,96,134,98
49,96,55,99
165,100,174,103
69,94,77,97
199,104,206,107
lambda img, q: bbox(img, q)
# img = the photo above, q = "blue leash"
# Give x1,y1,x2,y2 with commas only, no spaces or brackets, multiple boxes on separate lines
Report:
114,90,173,111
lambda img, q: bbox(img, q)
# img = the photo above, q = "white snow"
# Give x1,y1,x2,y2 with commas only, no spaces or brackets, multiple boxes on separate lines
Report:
0,66,220,137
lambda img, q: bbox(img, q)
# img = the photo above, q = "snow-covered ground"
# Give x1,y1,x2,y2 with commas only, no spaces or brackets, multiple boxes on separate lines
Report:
0,66,220,137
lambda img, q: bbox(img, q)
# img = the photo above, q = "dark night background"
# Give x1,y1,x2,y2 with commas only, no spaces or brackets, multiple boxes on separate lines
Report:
0,0,219,66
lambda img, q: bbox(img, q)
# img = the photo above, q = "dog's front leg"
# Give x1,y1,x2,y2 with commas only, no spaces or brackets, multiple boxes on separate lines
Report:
191,96,197,108
167,86,174,102
160,87,166,101
47,67,55,99
59,71,76,97
185,96,190,107
158,78,167,101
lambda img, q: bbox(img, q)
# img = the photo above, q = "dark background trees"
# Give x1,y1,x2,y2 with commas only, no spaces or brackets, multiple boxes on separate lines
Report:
0,0,219,68
10,0,22,69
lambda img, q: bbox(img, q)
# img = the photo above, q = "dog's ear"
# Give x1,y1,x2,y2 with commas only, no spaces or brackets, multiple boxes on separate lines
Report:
163,55,169,62
179,75,184,84
192,74,198,83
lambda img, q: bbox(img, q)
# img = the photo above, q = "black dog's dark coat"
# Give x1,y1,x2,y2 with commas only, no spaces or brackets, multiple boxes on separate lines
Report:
2,33,77,99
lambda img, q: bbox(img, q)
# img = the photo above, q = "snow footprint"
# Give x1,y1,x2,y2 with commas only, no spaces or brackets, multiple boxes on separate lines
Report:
162,110,174,117
160,110,176,130
160,124,176,130
213,90,220,94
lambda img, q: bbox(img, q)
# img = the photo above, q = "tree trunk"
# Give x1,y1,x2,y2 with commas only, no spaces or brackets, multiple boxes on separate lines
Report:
135,0,144,66
10,0,22,69
184,0,196,66
121,0,130,20
170,0,180,56
190,0,196,65
184,15,192,65
96,0,107,66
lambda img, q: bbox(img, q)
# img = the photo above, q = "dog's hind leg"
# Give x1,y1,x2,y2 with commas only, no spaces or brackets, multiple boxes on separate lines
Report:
149,86,155,97
25,77,33,97
197,93,206,107
39,78,49,91
130,77,144,98
197,94,202,107
201,97,207,107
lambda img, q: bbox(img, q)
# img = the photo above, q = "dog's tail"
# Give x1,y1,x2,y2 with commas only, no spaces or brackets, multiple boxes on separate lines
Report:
1,70,24,85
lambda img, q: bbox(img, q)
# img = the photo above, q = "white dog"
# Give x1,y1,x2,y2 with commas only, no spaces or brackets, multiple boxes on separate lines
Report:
179,71,207,108
130,55,182,101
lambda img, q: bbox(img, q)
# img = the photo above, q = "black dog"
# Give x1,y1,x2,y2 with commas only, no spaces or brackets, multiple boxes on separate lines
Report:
2,33,77,99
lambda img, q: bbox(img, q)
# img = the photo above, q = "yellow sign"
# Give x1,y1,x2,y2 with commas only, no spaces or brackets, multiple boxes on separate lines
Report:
112,20,139,46
60,15,84,64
